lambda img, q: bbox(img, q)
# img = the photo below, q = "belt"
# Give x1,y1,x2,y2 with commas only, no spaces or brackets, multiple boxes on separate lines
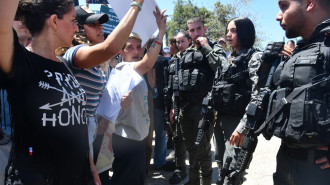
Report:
281,144,326,163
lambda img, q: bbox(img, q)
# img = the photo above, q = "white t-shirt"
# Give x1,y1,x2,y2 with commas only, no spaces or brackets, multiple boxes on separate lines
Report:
114,62,150,141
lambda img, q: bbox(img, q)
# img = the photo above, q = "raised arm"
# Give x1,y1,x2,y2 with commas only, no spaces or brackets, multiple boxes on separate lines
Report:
134,7,167,76
74,0,144,68
0,0,19,74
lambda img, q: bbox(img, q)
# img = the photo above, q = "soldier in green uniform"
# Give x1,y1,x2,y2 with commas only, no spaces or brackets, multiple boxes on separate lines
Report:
169,16,227,185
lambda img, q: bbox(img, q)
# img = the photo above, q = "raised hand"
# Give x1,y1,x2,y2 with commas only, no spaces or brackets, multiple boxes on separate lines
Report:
153,6,168,35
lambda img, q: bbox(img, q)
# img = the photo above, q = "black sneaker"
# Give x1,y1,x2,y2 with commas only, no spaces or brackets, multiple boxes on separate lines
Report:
169,168,186,184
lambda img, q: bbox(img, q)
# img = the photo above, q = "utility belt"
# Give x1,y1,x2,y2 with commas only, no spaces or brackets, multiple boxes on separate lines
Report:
281,143,327,163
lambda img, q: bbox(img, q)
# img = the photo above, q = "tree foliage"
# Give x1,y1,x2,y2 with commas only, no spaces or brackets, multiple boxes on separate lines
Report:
166,0,258,46
166,0,213,40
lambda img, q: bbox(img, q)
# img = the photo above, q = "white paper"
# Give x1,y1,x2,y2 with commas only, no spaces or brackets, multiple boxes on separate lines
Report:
96,67,143,122
107,0,159,46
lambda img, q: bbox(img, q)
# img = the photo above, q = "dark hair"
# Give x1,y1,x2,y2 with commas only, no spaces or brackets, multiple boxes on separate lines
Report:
176,30,191,41
287,40,295,46
227,17,255,49
17,0,74,36
169,36,176,45
72,21,90,46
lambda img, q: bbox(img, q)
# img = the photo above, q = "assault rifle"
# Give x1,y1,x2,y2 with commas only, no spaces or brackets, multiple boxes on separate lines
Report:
218,41,284,185
172,58,181,146
190,95,213,168
190,66,222,168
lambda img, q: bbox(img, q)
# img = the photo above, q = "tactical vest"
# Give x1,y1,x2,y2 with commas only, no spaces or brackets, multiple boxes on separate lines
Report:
267,25,330,146
213,48,256,116
176,48,215,102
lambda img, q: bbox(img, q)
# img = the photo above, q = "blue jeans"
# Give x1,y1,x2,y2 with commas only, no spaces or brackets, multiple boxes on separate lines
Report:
153,108,167,168
1,90,11,136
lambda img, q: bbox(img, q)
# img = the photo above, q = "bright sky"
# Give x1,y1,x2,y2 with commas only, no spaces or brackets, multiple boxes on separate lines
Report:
155,0,287,48
79,0,287,48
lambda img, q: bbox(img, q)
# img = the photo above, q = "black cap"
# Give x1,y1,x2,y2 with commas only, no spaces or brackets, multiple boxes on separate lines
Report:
75,6,109,25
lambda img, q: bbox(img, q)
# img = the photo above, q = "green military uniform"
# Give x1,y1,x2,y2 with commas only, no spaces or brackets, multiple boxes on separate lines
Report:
213,48,263,185
175,42,226,185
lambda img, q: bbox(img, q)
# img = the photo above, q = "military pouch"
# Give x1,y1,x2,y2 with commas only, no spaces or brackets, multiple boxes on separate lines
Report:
212,82,236,114
293,53,322,87
182,51,194,68
283,75,330,144
190,69,199,91
298,76,330,143
268,88,290,138
285,90,307,141
178,68,208,92
178,69,189,91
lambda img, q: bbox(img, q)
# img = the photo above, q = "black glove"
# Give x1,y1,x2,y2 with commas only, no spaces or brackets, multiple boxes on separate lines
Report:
261,42,284,63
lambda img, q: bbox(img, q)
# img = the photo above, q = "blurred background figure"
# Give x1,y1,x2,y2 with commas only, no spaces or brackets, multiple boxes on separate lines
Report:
286,40,295,51
169,36,179,57
218,37,230,57
218,37,226,49
162,46,172,61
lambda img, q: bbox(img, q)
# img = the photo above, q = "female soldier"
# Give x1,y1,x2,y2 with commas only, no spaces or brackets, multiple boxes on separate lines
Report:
213,17,262,185
167,30,193,184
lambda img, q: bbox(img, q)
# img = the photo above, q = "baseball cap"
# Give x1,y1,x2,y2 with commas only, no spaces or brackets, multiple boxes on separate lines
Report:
75,6,109,25
163,47,170,54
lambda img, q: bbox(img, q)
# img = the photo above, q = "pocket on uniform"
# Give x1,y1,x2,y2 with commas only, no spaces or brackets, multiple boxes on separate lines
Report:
310,89,330,138
286,91,306,140
190,69,199,91
293,55,320,87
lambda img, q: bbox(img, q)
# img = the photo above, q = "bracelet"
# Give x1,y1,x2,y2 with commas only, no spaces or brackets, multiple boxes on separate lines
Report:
153,40,162,45
130,2,142,11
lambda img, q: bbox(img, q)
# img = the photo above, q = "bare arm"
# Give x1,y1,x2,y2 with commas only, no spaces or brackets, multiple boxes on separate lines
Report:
0,0,19,74
89,152,101,185
74,0,144,68
134,7,167,75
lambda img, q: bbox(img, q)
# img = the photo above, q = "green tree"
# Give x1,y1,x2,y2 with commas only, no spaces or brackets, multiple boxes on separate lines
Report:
166,0,261,47
166,0,213,41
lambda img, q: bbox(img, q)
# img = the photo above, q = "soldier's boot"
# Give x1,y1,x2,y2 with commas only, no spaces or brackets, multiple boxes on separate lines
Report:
169,167,187,184
185,165,200,185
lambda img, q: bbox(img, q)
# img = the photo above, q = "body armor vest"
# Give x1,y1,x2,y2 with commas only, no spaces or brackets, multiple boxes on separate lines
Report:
267,23,330,147
176,47,215,102
213,48,256,116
